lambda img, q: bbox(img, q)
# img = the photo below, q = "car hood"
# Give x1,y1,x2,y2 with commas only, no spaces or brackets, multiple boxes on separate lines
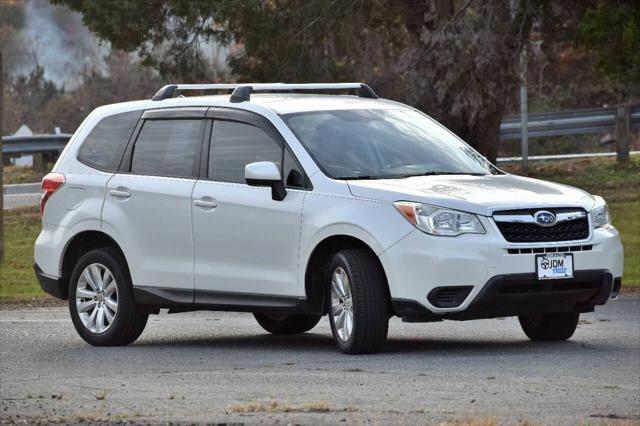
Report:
346,174,596,216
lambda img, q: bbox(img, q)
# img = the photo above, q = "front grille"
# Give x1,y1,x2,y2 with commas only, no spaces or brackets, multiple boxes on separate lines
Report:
494,208,590,243
506,245,592,255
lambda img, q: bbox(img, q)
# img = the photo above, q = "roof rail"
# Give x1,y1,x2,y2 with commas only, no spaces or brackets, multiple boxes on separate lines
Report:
151,83,378,102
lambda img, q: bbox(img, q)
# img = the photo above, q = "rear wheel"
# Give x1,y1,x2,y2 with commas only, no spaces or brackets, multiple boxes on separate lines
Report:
328,249,389,354
254,313,321,335
68,248,148,346
519,312,579,341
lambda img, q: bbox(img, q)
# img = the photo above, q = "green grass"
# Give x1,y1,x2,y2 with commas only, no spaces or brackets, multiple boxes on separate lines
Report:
0,207,43,301
609,201,639,286
0,157,638,302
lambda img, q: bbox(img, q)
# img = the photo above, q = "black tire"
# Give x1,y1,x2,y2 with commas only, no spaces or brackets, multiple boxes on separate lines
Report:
254,313,321,335
519,312,579,341
327,249,389,354
68,248,148,346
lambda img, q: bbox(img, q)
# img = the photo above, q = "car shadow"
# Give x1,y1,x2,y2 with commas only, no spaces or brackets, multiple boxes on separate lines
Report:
131,331,589,356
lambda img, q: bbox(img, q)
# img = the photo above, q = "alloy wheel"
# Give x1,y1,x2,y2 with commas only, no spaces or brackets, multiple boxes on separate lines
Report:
75,263,118,333
330,266,354,341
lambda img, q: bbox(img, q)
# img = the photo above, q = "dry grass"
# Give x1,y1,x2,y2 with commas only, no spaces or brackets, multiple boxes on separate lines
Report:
438,418,499,426
3,165,45,185
229,399,350,413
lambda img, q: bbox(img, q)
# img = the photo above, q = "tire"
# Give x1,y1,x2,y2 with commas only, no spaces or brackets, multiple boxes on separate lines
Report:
327,249,389,354
68,248,148,346
519,312,579,341
254,313,321,335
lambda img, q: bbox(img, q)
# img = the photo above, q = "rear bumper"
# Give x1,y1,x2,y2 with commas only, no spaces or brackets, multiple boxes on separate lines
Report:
34,263,66,299
393,269,615,321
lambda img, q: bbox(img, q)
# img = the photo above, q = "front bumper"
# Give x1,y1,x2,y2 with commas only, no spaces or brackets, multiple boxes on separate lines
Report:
379,218,624,317
393,270,615,321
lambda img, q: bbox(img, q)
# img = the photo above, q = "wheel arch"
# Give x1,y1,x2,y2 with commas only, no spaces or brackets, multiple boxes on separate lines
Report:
303,234,392,315
58,230,130,300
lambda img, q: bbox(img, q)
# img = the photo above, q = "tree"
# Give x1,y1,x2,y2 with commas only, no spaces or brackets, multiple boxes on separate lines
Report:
54,0,548,162
580,0,640,89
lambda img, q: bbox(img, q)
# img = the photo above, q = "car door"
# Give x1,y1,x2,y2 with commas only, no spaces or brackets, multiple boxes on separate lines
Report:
192,108,308,304
102,108,206,296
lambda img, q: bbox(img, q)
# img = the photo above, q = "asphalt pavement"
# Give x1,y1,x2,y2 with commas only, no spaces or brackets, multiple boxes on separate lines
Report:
1,296,638,425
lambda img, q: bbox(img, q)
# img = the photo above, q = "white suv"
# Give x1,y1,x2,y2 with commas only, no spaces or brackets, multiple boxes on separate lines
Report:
34,83,623,354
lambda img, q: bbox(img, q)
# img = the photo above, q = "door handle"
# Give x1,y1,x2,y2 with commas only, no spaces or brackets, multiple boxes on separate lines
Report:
109,189,131,199
193,198,217,209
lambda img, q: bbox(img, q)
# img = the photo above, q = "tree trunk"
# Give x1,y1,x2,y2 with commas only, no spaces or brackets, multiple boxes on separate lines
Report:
1,52,4,264
464,110,503,164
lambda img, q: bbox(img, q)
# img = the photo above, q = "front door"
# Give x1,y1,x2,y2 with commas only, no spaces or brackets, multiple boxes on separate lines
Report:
192,111,308,303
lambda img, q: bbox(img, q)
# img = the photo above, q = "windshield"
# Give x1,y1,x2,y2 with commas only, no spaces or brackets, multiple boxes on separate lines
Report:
281,109,501,179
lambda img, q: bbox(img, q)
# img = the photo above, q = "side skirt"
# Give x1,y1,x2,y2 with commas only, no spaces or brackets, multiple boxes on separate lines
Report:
133,286,318,315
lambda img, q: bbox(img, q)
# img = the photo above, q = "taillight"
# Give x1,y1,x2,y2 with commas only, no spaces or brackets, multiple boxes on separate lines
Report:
40,173,65,216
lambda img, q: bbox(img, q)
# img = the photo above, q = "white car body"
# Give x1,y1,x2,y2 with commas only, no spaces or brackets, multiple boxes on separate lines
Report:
34,83,623,348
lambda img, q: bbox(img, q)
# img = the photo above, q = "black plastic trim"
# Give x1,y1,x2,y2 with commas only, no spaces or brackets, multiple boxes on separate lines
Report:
230,86,252,103
393,269,613,322
358,84,378,99
34,264,66,300
142,107,208,119
427,286,473,308
612,277,622,298
133,286,308,314
151,85,178,101
246,177,287,201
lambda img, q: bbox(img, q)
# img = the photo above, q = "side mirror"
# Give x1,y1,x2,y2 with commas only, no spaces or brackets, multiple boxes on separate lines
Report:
245,161,287,201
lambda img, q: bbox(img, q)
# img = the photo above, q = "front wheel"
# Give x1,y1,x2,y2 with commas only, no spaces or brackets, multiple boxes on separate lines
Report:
519,312,579,341
68,248,148,346
328,249,389,354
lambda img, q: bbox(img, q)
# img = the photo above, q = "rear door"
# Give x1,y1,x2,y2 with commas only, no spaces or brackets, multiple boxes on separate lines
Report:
191,109,309,304
101,108,206,295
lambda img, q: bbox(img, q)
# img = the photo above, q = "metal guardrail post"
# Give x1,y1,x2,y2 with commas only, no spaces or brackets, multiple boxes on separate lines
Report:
519,45,528,171
615,103,631,162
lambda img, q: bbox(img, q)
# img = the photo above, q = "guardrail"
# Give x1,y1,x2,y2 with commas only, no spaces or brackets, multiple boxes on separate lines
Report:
500,105,639,140
2,134,72,155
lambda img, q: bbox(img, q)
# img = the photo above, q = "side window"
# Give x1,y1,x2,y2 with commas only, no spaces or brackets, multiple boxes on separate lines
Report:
208,120,282,184
131,119,202,178
77,110,141,172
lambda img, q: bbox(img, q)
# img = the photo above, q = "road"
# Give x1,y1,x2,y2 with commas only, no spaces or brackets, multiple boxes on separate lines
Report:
1,297,638,425
3,183,40,210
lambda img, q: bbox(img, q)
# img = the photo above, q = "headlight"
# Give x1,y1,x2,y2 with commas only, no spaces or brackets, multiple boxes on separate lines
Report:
394,202,485,236
591,197,611,229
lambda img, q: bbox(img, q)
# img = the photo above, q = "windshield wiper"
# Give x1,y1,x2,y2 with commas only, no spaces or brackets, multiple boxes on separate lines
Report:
402,171,487,178
333,175,378,180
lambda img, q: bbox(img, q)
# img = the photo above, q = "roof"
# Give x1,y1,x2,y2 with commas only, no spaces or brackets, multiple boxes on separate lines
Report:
233,94,403,114
91,93,407,121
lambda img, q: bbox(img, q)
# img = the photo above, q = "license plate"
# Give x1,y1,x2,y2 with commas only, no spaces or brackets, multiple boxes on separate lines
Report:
536,253,573,280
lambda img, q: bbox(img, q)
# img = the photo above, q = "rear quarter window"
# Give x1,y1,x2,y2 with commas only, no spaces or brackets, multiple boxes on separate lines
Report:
77,110,142,172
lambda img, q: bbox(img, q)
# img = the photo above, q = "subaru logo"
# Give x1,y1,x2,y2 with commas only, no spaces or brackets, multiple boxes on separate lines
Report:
534,210,556,227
